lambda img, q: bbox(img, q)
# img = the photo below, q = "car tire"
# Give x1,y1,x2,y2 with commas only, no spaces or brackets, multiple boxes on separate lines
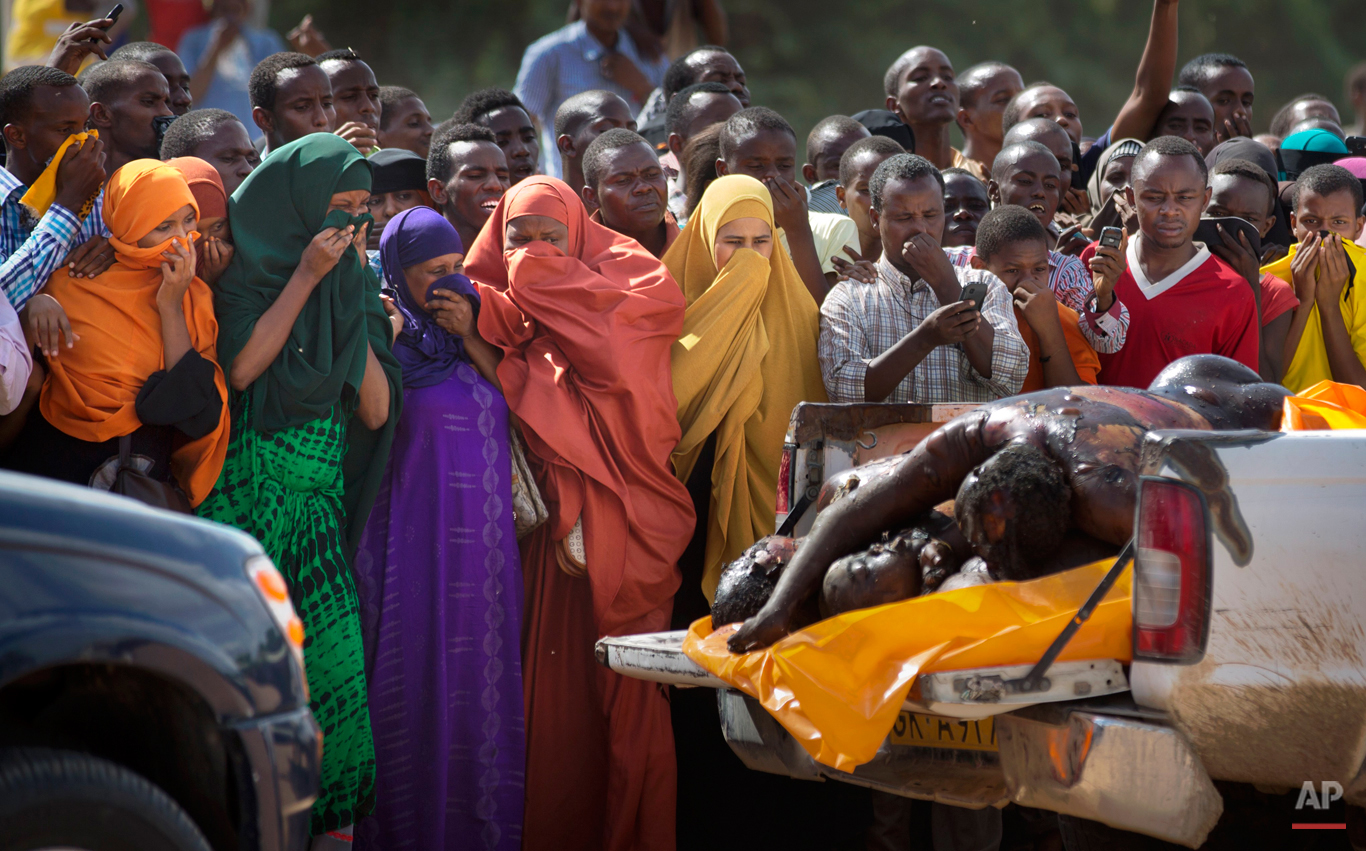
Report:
0,747,212,851
1057,814,1187,851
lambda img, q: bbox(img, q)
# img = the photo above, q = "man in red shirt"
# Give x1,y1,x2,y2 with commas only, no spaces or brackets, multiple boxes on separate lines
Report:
1091,136,1258,388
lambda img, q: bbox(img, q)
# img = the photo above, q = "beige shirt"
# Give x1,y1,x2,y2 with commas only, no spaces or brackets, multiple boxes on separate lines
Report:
780,211,862,274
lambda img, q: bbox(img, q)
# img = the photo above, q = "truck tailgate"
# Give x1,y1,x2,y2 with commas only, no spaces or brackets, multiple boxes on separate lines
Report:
1132,430,1366,797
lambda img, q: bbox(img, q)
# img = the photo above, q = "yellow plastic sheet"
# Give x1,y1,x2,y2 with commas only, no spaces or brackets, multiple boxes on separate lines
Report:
1282,381,1366,431
683,559,1130,772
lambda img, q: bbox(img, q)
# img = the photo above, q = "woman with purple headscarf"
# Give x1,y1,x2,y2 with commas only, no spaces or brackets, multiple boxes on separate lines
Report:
354,207,525,850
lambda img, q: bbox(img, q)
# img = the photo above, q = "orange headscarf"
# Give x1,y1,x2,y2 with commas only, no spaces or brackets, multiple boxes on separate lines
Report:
39,159,230,506
166,156,228,220
466,176,695,635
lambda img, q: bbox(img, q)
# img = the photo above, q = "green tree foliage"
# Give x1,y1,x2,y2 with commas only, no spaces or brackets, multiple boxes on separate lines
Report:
269,0,1366,139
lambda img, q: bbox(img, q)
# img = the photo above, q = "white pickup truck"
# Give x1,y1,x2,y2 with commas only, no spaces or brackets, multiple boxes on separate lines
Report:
597,402,1366,849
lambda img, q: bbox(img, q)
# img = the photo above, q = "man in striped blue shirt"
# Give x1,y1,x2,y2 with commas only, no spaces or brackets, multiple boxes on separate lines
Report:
514,0,669,180
1,66,111,323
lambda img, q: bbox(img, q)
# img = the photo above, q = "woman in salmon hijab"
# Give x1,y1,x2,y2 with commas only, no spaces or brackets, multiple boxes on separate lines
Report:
2,159,229,504
465,175,693,851
166,156,235,285
663,174,826,614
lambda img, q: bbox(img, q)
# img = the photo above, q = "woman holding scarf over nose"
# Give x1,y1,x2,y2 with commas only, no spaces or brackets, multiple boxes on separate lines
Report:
353,207,525,851
197,134,402,847
465,176,693,851
3,159,230,502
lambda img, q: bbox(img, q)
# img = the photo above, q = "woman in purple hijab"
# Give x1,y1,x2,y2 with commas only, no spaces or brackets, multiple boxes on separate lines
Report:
354,207,525,850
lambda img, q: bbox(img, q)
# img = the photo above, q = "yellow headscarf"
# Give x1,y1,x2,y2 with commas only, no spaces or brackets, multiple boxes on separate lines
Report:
663,174,828,601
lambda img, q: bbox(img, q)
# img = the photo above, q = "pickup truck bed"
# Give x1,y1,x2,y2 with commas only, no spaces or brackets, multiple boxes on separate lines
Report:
607,404,1366,848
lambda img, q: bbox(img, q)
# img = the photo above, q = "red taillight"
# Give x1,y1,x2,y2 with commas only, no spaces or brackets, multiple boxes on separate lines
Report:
1134,479,1210,663
775,444,794,517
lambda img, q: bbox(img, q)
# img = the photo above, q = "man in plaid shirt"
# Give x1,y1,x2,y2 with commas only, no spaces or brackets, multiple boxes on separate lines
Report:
1,66,111,330
820,153,1028,403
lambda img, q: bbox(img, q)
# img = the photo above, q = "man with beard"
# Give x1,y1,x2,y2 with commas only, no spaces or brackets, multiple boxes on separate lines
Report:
581,128,676,258
452,88,540,185
317,48,380,154
82,60,174,177
426,122,509,251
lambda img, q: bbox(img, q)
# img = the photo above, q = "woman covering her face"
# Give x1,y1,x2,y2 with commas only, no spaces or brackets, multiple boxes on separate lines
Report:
4,159,230,504
464,175,693,851
663,174,827,608
352,206,525,850
197,133,402,843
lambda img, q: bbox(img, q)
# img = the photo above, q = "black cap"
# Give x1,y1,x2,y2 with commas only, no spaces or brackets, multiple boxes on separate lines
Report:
851,109,915,154
369,148,428,195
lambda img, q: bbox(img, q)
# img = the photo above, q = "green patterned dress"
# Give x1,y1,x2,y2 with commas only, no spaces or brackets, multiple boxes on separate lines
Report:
198,397,376,833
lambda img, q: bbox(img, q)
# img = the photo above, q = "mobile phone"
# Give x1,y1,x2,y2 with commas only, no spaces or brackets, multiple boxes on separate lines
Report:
1099,227,1123,249
1194,216,1261,257
105,4,124,24
1346,136,1366,157
958,281,989,312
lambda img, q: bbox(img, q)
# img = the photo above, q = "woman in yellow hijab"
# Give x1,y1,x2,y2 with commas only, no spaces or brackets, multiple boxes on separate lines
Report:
3,160,230,506
663,174,828,609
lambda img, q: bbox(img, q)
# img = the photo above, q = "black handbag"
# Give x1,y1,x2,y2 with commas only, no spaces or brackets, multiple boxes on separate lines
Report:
112,435,191,513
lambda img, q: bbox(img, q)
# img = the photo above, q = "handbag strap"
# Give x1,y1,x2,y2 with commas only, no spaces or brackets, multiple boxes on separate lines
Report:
118,434,132,471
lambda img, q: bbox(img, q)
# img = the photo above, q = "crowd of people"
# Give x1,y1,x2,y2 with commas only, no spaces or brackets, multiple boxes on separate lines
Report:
3,0,1366,849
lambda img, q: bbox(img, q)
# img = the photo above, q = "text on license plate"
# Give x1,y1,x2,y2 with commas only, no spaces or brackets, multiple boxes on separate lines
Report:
889,712,997,752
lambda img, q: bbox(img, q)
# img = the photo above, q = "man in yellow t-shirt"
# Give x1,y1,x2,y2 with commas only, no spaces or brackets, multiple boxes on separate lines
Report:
1262,164,1366,392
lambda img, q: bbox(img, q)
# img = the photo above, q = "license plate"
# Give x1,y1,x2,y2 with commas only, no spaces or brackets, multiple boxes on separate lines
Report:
889,711,998,752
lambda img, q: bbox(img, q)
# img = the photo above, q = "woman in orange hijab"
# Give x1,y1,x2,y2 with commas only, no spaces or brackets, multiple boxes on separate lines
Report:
466,175,694,851
166,156,235,286
2,160,229,507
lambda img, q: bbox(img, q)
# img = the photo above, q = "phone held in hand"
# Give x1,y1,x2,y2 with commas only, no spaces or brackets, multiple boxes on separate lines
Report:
1099,227,1123,249
105,3,124,24
959,281,989,313
1193,216,1261,258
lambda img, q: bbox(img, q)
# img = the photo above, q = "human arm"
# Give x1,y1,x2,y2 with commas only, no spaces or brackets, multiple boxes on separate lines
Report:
46,15,115,75
1108,0,1182,142
904,234,999,380
155,240,197,369
227,225,355,391
769,178,829,303
729,409,1001,650
0,290,33,416
1015,280,1087,387
1207,224,1284,381
601,53,657,102
1280,239,1319,372
354,342,391,430
1058,251,1129,353
186,21,239,103
429,289,505,392
1261,312,1291,384
1313,236,1366,387
694,0,728,45
195,238,234,287
817,283,877,402
0,135,106,309
285,15,331,56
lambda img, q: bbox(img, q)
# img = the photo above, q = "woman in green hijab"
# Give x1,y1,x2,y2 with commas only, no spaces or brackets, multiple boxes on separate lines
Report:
199,133,402,845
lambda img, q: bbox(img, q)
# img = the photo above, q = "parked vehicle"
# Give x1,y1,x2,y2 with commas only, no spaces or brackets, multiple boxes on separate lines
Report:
600,404,1366,848
0,471,319,851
